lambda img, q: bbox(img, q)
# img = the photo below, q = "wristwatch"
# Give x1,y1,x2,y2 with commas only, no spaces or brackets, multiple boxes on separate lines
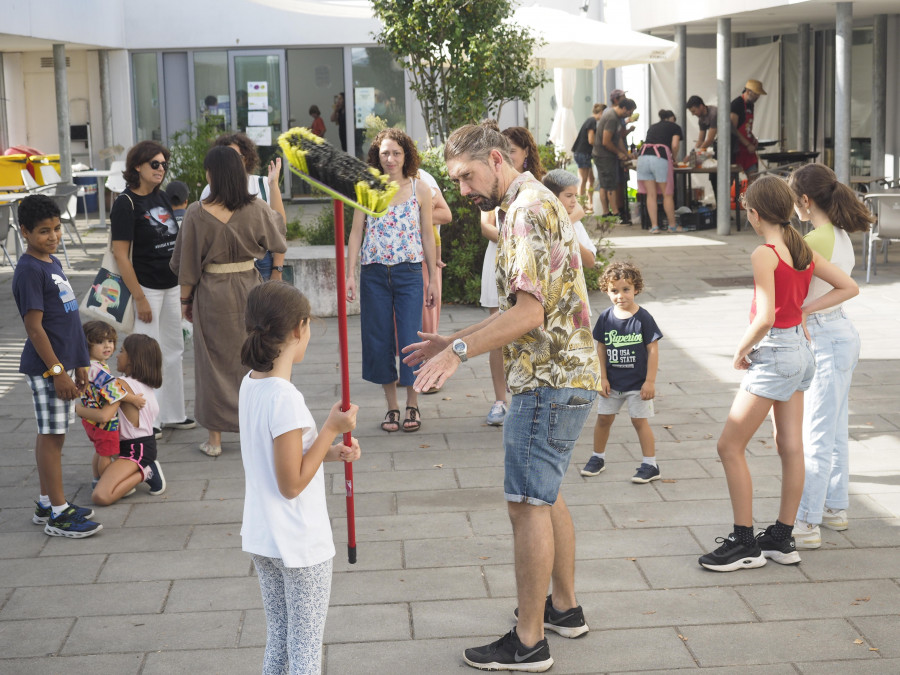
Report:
272,266,284,272
451,338,468,362
42,363,64,378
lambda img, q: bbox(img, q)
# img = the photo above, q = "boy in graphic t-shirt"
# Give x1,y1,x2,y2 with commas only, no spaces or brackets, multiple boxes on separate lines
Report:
581,261,664,484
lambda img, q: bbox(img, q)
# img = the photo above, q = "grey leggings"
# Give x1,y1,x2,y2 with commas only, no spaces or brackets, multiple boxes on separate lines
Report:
252,554,333,675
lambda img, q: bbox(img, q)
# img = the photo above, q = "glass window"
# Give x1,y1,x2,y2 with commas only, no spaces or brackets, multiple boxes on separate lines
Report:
132,53,161,142
351,47,406,157
233,53,285,172
194,51,229,130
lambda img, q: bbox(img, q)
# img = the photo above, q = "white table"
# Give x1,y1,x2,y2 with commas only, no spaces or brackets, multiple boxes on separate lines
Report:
73,169,114,228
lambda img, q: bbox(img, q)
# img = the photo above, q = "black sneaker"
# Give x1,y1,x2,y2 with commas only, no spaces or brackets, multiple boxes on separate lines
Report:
32,500,94,525
514,595,589,638
44,506,102,538
153,427,163,440
580,455,605,476
463,629,553,672
163,417,197,430
145,460,167,496
699,532,766,572
632,463,660,484
756,526,801,565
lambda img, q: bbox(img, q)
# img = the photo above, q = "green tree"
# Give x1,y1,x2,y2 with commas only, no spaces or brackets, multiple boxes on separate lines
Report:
372,0,548,144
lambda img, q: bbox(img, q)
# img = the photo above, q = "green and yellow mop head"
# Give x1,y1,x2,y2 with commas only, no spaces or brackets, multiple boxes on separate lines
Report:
278,127,398,217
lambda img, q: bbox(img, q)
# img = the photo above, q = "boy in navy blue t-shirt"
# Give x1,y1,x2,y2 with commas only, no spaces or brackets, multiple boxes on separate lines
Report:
581,261,663,483
12,194,101,537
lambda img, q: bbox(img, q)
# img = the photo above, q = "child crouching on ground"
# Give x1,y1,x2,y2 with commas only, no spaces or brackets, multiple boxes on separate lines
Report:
77,334,166,505
580,261,663,483
79,321,146,489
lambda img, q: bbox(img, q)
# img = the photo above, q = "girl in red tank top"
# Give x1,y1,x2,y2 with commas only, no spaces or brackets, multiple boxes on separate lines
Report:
698,175,858,573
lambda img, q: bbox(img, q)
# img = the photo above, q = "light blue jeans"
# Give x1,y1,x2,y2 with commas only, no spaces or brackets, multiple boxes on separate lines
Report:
797,308,860,524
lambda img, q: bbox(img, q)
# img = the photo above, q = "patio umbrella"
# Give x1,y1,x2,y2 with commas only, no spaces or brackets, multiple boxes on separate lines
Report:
511,5,679,151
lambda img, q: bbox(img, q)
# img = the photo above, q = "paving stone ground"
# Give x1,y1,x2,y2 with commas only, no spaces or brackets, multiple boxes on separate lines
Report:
1,217,899,674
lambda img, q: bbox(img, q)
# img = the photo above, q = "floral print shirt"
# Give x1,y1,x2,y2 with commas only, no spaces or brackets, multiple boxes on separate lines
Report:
496,172,601,394
361,179,424,265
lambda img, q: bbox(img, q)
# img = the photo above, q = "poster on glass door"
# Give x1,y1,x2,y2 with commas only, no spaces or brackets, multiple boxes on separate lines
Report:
248,81,269,110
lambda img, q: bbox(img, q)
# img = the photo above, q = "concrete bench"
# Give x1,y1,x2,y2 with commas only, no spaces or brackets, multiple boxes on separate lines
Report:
283,245,359,318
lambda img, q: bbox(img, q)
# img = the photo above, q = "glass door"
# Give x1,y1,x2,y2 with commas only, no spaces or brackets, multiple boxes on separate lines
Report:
229,50,288,196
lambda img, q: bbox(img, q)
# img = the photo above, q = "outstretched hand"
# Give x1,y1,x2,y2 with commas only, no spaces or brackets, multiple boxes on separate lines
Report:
411,347,460,393
401,331,450,368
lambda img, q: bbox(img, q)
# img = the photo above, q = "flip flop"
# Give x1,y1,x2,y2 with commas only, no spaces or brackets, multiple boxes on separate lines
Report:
648,227,661,234
381,409,401,433
402,406,421,432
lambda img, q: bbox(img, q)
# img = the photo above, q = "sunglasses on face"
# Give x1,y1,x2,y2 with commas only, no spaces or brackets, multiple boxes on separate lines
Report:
148,160,169,171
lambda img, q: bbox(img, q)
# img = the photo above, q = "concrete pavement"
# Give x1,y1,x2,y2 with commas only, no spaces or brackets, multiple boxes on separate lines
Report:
1,220,899,674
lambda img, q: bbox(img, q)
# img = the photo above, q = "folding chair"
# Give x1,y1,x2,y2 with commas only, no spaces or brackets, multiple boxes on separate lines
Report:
20,168,40,190
40,164,90,227
0,204,19,267
49,184,89,260
864,191,900,283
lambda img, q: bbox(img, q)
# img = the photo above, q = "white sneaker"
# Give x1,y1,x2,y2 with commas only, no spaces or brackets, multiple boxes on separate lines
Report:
486,401,508,426
792,520,821,549
822,507,848,531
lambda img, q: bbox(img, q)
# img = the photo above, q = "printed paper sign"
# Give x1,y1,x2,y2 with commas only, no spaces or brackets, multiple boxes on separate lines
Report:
246,126,273,146
248,81,269,110
248,110,268,127
354,87,375,128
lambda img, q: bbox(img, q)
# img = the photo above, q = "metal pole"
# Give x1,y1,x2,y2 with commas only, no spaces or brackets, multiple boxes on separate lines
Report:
53,44,73,183
0,53,9,152
798,24,810,151
675,25,687,161
834,3,852,184
717,18,732,235
99,50,114,169
871,15,887,186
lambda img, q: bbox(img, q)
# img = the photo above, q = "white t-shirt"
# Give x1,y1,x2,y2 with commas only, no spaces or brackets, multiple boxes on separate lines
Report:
572,220,597,256
238,374,335,568
118,376,159,440
200,175,271,204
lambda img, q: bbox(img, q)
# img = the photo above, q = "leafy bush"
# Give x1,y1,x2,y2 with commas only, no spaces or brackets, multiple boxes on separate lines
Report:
167,119,222,203
579,211,617,290
420,145,486,304
288,206,353,245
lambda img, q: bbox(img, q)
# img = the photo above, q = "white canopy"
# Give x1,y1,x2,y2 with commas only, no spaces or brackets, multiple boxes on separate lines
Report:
511,6,678,153
511,6,679,70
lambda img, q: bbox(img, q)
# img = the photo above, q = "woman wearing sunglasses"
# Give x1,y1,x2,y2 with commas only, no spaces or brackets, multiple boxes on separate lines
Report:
111,141,196,438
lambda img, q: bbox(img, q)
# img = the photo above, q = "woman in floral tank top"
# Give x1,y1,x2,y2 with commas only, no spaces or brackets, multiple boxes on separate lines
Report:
346,129,436,433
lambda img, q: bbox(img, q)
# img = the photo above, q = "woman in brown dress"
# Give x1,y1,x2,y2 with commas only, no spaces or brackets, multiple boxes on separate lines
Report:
171,146,287,456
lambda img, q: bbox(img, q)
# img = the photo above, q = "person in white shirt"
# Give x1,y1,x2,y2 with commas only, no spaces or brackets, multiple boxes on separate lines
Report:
238,282,360,674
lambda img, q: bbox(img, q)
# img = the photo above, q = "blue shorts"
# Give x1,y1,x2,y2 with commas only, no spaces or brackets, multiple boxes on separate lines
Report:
504,387,596,506
573,152,592,170
636,155,669,183
741,325,815,402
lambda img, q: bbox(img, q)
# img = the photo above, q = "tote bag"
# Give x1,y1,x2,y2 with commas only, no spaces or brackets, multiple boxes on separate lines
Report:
79,194,135,332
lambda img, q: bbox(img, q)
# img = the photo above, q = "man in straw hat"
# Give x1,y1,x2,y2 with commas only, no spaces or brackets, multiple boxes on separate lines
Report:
730,79,767,181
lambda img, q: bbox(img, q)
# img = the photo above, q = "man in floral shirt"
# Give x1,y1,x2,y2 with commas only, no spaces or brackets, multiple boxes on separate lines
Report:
403,122,601,672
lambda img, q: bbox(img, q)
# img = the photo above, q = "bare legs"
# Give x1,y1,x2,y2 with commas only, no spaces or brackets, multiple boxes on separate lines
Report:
508,494,577,647
717,389,805,527
35,434,65,506
644,181,678,231
577,167,594,204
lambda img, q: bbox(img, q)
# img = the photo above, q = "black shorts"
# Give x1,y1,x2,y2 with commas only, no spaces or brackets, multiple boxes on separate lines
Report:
118,435,157,481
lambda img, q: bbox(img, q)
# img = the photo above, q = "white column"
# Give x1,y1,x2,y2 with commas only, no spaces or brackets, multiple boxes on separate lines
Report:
53,44,73,183
798,24,810,151
717,18,732,235
99,50,114,168
675,25,687,161
834,3,852,184
871,15,887,185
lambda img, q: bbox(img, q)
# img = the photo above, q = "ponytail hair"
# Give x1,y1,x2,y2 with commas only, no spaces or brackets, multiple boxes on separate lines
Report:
122,334,163,389
744,174,813,271
241,282,312,372
788,163,874,234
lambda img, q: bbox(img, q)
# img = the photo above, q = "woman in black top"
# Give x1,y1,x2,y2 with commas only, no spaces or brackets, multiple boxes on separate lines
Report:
111,141,195,434
637,110,683,233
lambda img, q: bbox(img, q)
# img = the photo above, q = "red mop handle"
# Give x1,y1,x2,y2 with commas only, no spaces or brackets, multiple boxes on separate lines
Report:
332,199,357,564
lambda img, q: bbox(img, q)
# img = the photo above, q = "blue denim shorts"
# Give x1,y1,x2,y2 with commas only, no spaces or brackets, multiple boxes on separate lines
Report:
741,325,816,402
573,152,592,169
504,387,597,506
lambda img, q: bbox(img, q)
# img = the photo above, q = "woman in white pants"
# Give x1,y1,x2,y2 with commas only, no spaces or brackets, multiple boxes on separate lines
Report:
111,141,195,435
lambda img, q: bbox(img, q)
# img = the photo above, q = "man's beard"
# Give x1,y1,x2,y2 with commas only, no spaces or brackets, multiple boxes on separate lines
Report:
467,175,502,212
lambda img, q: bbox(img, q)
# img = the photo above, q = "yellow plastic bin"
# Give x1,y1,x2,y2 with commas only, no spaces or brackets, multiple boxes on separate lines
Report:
28,154,61,185
0,154,29,189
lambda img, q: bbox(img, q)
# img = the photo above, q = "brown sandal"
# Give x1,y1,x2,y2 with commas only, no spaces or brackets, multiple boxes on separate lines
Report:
381,409,401,433
402,406,421,432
